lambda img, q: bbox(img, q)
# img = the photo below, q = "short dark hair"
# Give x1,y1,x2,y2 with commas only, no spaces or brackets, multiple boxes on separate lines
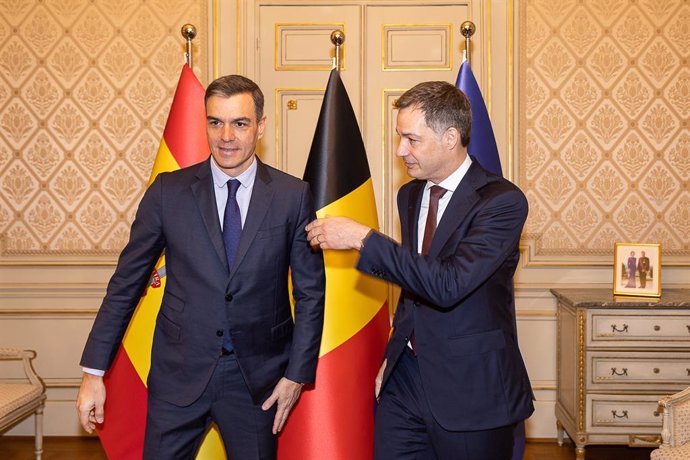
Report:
396,81,471,147
205,75,264,121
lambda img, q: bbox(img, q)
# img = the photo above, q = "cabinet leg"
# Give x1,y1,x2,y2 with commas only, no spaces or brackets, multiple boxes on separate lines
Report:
575,445,585,460
556,420,564,446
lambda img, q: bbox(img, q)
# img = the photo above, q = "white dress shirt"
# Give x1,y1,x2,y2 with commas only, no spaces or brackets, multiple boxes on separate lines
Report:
210,155,257,229
416,155,473,253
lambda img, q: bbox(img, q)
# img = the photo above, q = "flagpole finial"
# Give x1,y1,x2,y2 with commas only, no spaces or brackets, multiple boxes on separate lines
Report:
331,30,345,72
330,29,345,46
460,21,475,65
181,23,197,69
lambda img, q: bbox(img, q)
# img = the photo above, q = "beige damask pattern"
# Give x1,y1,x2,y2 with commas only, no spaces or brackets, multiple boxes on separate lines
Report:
0,0,207,258
520,0,690,261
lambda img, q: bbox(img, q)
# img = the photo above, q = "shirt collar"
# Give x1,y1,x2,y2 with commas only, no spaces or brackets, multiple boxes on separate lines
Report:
425,154,472,194
210,155,258,190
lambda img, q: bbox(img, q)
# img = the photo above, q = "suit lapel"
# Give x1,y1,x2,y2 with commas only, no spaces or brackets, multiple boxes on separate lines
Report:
406,181,424,251
191,159,229,270
229,160,273,277
429,161,486,256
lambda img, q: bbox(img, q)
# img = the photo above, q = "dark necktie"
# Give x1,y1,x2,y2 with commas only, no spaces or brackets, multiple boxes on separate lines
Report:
222,179,241,353
223,179,242,268
411,185,447,354
421,185,447,255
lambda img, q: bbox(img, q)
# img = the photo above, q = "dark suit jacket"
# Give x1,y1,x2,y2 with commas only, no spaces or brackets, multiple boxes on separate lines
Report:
81,158,325,406
357,160,534,431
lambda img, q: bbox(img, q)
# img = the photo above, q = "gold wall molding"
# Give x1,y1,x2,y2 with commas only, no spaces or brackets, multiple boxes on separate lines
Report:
0,0,209,264
274,23,346,70
381,23,452,71
530,380,557,391
381,89,406,239
518,0,690,265
273,87,324,176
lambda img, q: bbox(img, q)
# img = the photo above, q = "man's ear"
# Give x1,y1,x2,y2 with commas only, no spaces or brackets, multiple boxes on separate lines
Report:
444,127,459,151
257,115,267,139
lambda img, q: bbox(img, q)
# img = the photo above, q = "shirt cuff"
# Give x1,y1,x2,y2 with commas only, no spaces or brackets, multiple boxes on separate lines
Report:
82,367,106,377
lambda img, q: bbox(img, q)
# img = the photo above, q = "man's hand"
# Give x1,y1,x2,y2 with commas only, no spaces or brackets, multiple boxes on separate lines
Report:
375,359,387,400
261,377,304,434
305,217,371,251
76,373,106,433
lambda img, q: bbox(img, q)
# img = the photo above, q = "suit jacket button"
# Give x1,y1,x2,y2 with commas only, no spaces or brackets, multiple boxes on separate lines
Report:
216,330,224,337
225,293,233,301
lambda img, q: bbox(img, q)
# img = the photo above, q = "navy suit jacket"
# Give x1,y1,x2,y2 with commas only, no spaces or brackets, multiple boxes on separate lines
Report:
81,158,325,406
357,160,534,431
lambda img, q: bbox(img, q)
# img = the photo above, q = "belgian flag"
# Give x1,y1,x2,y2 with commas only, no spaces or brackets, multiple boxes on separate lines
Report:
96,64,225,459
277,69,390,459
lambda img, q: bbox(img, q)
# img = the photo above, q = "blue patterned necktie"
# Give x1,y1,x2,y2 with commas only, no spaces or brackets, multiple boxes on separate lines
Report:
222,179,242,353
223,179,242,268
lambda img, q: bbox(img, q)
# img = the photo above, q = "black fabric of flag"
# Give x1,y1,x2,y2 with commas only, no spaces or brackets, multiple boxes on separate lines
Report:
303,69,371,210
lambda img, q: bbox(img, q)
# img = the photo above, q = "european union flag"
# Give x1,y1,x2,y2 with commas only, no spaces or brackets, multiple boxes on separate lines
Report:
457,60,527,460
455,61,503,177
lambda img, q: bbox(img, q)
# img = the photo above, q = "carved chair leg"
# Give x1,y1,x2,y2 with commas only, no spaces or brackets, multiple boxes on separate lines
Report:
34,404,44,460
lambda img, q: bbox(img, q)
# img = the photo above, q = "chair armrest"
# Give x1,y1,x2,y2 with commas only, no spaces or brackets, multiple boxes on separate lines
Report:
658,386,690,448
0,348,44,390
0,348,29,359
660,386,690,409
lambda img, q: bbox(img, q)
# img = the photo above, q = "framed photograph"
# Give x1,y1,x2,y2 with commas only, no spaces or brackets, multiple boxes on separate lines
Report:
613,243,661,297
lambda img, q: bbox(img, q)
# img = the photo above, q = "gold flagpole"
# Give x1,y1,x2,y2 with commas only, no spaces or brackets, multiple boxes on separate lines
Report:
331,29,345,72
461,21,475,65
181,23,197,69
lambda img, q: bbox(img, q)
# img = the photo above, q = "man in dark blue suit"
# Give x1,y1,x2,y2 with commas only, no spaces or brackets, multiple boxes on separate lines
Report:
306,81,533,459
76,75,325,459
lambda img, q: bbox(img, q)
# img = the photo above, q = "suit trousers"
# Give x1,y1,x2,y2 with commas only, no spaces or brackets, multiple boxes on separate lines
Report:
143,353,277,459
374,347,515,460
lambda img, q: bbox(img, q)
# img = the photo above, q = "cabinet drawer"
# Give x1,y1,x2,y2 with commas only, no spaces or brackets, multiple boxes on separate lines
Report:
588,395,662,431
588,352,690,390
589,310,690,347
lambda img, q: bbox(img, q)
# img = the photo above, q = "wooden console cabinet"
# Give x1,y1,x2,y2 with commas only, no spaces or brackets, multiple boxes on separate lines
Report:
552,288,690,459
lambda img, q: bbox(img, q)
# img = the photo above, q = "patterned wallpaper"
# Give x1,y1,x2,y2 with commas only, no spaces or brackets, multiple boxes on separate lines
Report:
520,0,689,262
2,0,687,263
0,0,207,259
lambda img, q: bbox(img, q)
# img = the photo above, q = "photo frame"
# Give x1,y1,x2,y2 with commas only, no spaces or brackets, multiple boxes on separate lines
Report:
613,243,661,297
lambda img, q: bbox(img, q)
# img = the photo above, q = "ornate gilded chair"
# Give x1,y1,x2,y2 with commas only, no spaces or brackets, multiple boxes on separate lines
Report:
651,385,690,460
0,348,46,459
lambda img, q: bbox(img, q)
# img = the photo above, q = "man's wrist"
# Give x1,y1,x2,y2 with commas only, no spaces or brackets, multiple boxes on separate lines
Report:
82,367,106,377
358,229,374,251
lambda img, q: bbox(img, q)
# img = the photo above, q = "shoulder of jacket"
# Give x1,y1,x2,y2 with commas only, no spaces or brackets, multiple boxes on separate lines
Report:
261,162,308,187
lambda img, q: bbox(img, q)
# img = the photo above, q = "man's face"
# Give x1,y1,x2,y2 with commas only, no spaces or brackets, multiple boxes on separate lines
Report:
641,251,645,257
206,93,266,177
395,106,461,184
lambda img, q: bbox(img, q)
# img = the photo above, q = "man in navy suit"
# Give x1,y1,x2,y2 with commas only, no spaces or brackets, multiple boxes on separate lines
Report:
76,75,325,459
306,81,533,459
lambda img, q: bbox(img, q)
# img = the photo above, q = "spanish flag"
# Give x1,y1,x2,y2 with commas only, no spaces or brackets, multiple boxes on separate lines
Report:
277,69,390,459
96,64,225,458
